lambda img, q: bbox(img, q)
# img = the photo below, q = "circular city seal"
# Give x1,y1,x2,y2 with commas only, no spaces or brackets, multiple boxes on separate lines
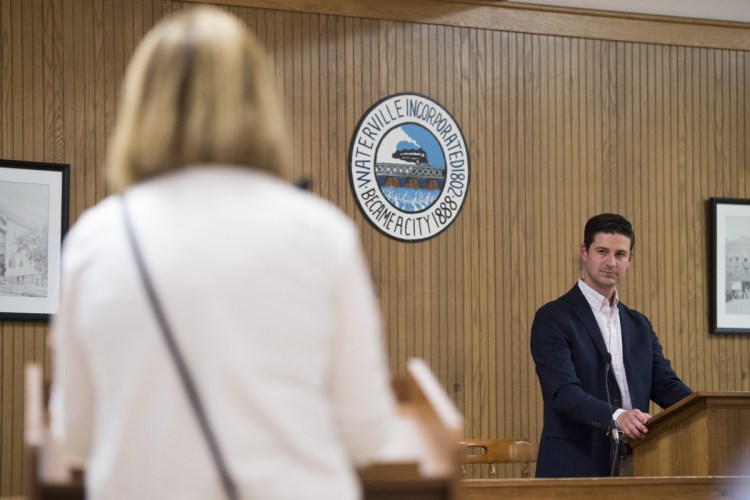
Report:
349,93,470,242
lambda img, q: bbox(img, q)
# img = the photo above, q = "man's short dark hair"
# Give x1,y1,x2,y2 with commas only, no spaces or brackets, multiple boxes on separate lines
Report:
583,213,635,251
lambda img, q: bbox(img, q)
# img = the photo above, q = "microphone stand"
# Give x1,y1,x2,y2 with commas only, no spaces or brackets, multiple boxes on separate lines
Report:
604,353,622,477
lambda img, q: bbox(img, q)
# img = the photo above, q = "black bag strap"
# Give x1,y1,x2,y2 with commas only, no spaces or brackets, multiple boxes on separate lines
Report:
121,197,240,500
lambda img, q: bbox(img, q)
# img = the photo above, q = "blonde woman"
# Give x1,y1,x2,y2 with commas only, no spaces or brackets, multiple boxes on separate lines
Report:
50,7,395,500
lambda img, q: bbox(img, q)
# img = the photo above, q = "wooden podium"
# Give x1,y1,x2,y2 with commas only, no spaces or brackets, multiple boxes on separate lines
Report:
25,359,463,500
630,391,750,476
360,358,464,499
461,392,750,500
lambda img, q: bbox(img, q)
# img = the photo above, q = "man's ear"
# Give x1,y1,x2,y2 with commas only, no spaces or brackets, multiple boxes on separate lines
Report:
580,243,588,262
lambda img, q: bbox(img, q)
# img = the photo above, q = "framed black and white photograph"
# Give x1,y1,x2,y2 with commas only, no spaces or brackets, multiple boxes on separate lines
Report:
0,159,69,320
710,197,750,334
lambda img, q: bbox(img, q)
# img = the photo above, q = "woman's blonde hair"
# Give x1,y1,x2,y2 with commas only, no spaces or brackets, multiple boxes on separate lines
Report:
108,6,289,191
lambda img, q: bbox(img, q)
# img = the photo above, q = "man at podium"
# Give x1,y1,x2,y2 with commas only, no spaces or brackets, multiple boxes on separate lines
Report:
530,213,692,478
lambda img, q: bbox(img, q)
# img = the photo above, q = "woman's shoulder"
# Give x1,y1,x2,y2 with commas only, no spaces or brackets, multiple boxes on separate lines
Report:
60,195,126,274
240,169,358,238
64,195,123,244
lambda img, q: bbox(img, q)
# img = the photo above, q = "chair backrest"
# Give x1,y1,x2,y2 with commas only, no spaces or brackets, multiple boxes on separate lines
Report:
459,438,538,479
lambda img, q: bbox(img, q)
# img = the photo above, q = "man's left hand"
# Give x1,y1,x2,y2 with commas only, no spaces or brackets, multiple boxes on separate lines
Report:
616,409,651,440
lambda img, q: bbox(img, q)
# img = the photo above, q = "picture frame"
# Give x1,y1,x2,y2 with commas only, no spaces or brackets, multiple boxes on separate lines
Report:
710,197,750,334
0,159,70,321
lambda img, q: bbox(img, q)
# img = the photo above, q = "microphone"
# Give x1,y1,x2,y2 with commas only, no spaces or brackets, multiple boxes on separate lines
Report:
295,177,311,190
603,353,619,444
604,352,621,477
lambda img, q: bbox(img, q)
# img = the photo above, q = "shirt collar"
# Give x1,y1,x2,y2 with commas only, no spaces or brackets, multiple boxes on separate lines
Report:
578,278,619,311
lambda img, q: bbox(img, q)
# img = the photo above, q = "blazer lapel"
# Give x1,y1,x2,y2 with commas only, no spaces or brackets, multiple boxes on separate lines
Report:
618,305,636,394
568,285,608,359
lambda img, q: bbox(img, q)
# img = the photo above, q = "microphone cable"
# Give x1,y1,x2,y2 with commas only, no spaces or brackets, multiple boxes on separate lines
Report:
604,352,621,477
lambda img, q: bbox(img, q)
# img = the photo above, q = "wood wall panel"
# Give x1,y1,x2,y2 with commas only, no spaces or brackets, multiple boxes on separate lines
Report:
0,0,163,494
1,0,749,494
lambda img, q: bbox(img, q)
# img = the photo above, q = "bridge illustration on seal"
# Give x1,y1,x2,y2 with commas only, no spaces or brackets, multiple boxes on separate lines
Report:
375,163,446,191
375,163,446,179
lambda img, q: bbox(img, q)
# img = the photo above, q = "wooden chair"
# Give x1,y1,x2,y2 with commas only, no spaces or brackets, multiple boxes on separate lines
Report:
459,438,538,479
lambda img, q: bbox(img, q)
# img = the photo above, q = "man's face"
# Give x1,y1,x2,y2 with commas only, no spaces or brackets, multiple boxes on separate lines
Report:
580,232,633,300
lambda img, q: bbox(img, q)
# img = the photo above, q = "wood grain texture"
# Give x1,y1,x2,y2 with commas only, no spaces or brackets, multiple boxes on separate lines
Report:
1,0,749,494
183,0,750,50
631,392,750,476
462,476,750,499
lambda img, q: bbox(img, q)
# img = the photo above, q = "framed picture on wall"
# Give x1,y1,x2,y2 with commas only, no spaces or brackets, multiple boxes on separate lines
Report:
0,159,70,321
710,197,750,334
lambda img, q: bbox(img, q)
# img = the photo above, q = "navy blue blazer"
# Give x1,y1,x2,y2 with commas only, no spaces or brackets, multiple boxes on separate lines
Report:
530,284,692,477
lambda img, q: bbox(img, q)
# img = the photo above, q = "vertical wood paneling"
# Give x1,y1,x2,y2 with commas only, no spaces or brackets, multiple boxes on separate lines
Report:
13,2,26,491
0,2,7,490
0,0,160,493
1,0,750,492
